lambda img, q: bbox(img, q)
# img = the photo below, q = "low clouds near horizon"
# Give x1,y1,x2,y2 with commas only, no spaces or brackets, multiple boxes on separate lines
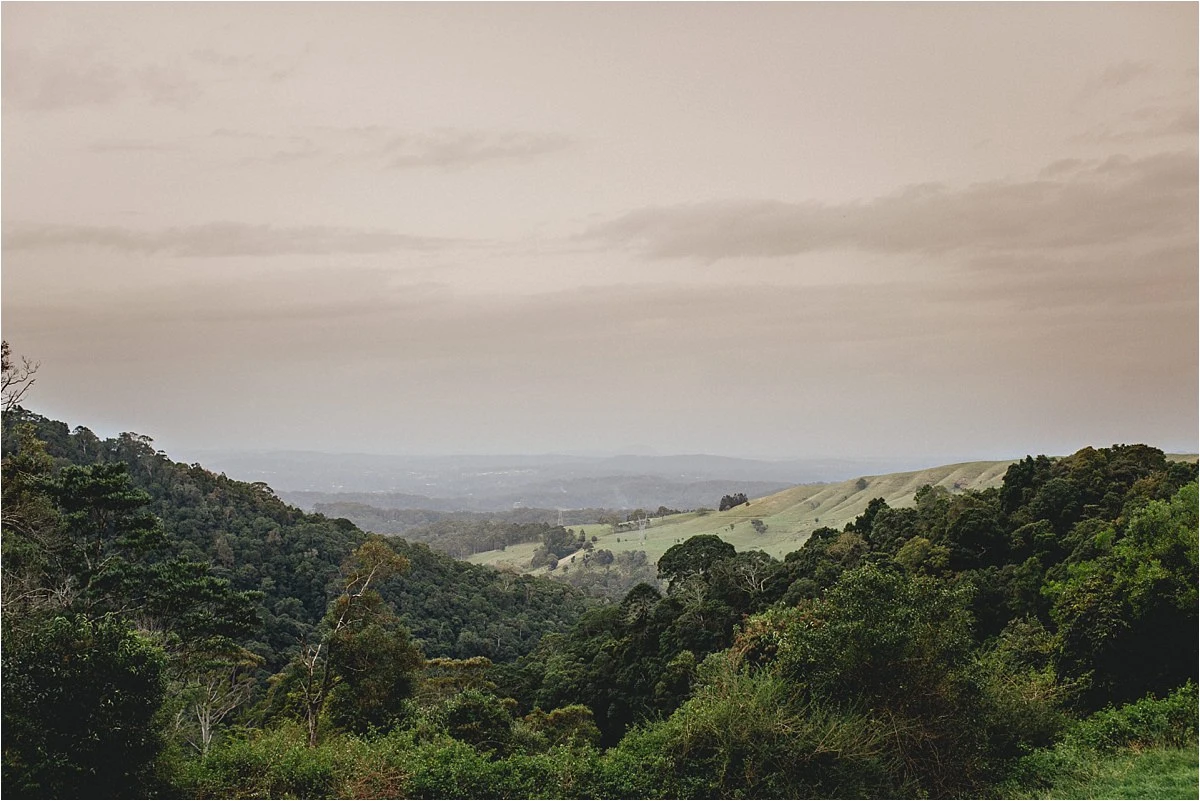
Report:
2,221,458,258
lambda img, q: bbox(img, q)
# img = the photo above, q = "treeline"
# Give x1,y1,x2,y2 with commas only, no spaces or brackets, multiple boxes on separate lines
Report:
3,384,1196,797
314,501,620,542
717,492,749,511
319,502,684,560
545,548,661,603
1,409,590,672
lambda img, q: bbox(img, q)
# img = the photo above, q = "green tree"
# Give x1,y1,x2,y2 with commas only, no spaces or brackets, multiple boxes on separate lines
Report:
521,704,602,749
440,688,517,755
761,564,1003,793
658,534,736,590
2,614,167,798
718,493,748,511
171,644,263,757
1,425,62,612
1049,482,1199,709
324,594,423,734
272,536,418,746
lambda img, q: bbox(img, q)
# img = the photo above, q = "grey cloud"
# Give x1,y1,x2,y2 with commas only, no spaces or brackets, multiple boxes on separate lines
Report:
2,48,125,110
1072,105,1198,144
1075,60,1156,104
1038,158,1089,178
210,128,272,140
586,151,1197,260
87,138,181,154
2,48,203,111
1095,60,1154,90
136,64,203,108
954,242,1198,312
189,43,312,84
237,138,323,167
191,49,247,70
3,40,304,112
195,126,574,170
383,130,575,169
2,222,457,257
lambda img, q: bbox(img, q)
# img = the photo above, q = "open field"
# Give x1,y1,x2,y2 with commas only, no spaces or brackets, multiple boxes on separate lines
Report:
468,458,1019,569
467,452,1198,572
468,452,1199,572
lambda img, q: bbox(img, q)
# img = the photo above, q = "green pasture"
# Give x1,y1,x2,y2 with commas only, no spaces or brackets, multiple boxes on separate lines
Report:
467,459,1019,569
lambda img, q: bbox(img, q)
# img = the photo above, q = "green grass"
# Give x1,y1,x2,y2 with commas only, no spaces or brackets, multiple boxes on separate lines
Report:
1009,745,1199,799
466,454,1197,573
466,459,1018,569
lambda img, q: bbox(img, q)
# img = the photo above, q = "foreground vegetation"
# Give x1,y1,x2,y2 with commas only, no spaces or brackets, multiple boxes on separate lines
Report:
2,345,1196,798
1014,747,1197,800
157,684,1200,799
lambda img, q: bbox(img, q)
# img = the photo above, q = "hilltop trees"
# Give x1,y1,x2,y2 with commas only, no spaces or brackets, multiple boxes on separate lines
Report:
1049,482,1198,708
529,525,585,568
1,413,259,795
718,492,749,511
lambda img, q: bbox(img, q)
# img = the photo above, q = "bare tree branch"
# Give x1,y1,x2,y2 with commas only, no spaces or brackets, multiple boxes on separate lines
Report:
1,341,40,413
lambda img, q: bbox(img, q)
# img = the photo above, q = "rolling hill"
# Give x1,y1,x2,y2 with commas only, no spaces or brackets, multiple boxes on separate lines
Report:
468,458,1020,569
468,453,1196,571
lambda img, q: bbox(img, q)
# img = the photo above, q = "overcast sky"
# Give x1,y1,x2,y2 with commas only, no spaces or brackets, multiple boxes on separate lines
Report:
2,3,1196,463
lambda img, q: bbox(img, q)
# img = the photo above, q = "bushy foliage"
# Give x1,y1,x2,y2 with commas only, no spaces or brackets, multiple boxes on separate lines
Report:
717,492,748,511
1001,683,1199,797
615,652,903,798
1064,682,1199,752
175,723,355,799
178,723,616,800
736,565,1021,793
1048,482,1198,708
2,614,168,798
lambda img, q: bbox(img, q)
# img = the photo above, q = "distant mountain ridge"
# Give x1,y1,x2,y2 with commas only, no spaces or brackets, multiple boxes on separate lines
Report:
284,477,796,514
187,450,936,512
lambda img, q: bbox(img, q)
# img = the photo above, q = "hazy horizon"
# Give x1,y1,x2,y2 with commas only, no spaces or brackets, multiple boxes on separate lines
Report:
3,4,1197,464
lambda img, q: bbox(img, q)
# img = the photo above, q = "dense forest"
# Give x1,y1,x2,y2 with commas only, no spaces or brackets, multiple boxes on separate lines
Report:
2,350,1196,798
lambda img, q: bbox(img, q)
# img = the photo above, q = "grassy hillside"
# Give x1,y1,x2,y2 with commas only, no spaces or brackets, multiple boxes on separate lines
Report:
468,453,1198,571
468,458,1018,569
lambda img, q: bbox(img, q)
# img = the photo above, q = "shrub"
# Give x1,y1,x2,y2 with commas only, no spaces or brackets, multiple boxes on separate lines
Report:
613,652,904,798
2,614,168,799
1066,681,1199,752
180,723,340,798
1000,682,1200,796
